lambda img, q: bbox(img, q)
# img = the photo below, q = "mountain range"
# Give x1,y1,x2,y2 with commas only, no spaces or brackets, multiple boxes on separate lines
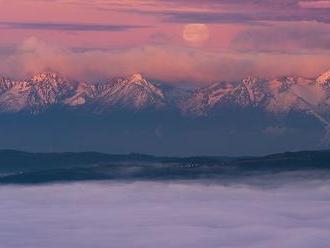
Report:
1,70,330,116
0,72,168,113
1,70,330,155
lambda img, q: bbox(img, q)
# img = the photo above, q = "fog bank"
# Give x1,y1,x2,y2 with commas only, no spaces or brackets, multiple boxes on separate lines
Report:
1,180,330,248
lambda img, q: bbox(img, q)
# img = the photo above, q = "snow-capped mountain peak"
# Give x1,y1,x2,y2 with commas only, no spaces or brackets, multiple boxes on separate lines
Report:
0,72,77,113
94,73,165,110
30,72,66,85
128,73,144,82
125,73,160,90
242,76,257,85
0,76,14,94
63,73,166,111
316,69,330,86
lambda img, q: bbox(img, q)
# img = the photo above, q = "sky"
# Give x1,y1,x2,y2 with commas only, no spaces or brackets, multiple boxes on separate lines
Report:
1,0,330,85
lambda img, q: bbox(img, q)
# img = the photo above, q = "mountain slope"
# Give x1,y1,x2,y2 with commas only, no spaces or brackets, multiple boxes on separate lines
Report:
316,70,330,87
0,72,76,113
91,73,166,111
180,81,237,115
2,70,330,116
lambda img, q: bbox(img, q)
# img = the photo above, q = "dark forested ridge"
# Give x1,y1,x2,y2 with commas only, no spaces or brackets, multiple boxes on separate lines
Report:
1,149,330,184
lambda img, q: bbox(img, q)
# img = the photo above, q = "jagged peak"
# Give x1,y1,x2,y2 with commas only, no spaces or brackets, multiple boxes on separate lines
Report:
128,73,144,82
0,74,14,93
0,73,11,81
316,69,330,85
271,76,296,86
0,77,9,83
123,73,162,92
30,72,63,83
242,76,259,83
241,76,262,90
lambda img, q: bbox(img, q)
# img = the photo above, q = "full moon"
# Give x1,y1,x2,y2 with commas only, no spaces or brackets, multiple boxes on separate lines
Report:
183,24,210,44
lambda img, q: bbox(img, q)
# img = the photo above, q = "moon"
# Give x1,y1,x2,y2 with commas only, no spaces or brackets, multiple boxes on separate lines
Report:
183,24,210,44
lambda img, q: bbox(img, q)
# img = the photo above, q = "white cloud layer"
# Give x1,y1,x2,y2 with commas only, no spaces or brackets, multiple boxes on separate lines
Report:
1,177,330,248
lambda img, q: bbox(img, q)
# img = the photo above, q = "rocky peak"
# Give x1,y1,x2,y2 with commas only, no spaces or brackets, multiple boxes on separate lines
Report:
0,75,11,84
30,72,64,85
129,73,144,82
242,76,258,85
125,73,156,89
316,70,330,86
0,76,14,94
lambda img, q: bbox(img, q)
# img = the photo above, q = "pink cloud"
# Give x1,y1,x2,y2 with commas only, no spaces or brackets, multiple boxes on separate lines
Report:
232,22,330,52
299,1,330,8
1,37,330,85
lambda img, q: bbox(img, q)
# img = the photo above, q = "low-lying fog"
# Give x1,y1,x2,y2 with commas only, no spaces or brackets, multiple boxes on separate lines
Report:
1,176,330,248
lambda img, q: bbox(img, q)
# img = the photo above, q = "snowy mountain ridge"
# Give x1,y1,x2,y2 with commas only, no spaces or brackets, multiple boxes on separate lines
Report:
1,70,330,118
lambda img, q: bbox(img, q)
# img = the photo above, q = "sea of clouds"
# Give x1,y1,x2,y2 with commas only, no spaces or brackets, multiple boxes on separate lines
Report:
1,177,330,248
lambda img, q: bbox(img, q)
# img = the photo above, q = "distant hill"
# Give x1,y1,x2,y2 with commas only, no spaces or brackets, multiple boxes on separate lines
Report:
0,149,330,184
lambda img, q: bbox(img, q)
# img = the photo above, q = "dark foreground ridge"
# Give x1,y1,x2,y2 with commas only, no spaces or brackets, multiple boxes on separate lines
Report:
1,150,330,184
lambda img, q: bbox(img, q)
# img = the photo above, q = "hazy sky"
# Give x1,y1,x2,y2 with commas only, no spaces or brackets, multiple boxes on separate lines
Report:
1,0,330,84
